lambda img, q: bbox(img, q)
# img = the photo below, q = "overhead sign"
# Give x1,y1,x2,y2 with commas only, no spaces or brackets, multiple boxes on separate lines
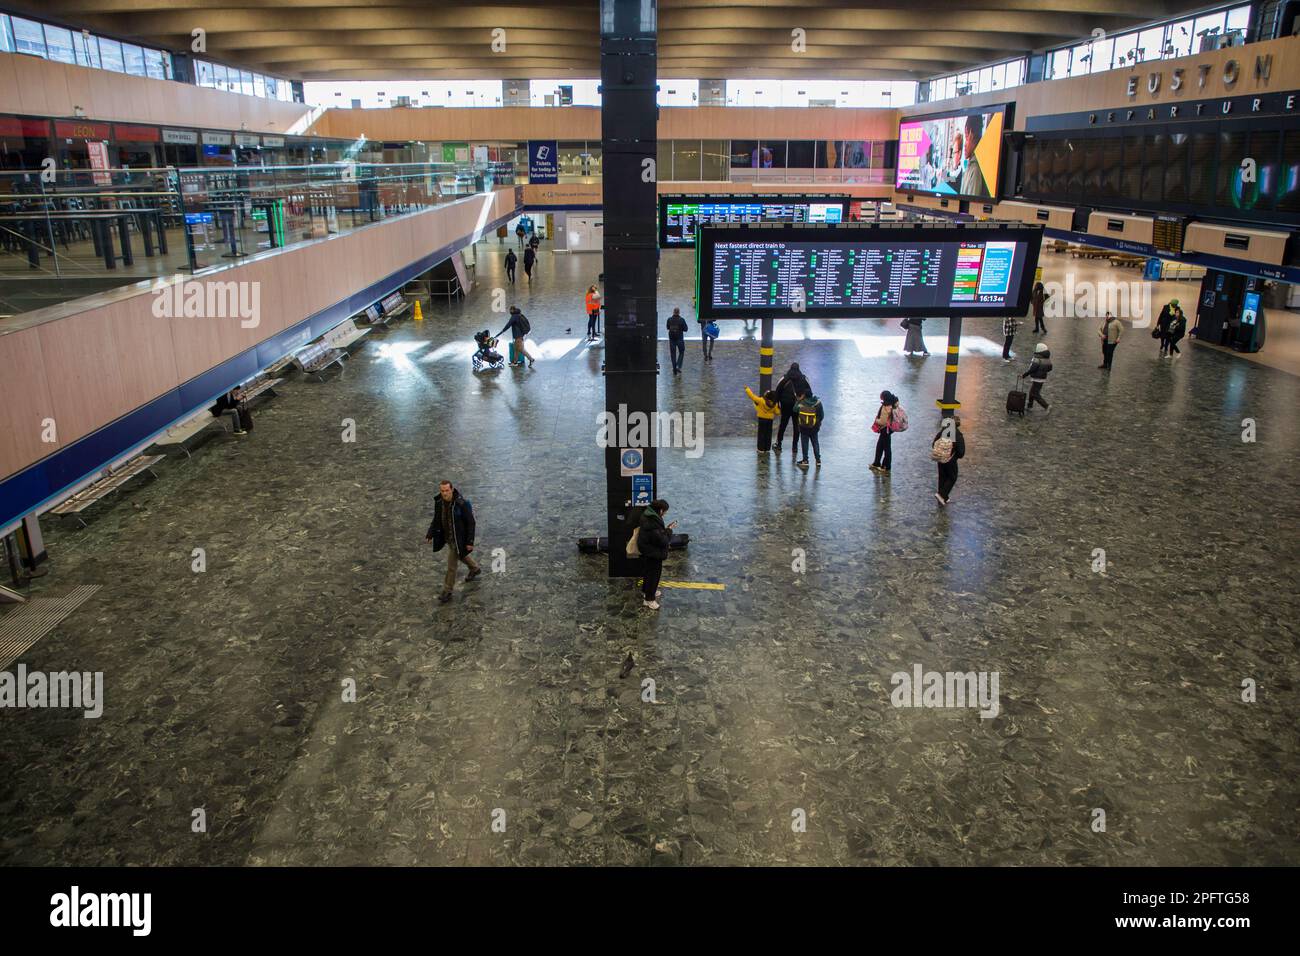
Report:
631,474,652,507
162,128,198,145
113,124,160,142
201,131,232,146
262,136,285,148
528,140,559,184
235,133,260,147
54,120,110,140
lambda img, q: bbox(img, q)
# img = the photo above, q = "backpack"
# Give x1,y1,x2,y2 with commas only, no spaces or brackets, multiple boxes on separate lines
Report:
625,528,640,557
889,405,909,432
931,438,955,463
797,401,819,428
516,314,530,335
704,321,720,339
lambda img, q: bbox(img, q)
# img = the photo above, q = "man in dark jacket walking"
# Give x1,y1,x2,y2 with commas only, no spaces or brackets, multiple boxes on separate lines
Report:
504,248,517,284
523,245,537,283
425,480,480,603
497,306,535,367
637,499,675,611
666,308,688,374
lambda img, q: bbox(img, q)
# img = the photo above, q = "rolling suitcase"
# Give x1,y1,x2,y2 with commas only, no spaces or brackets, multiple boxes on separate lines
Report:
509,340,525,365
1007,375,1027,417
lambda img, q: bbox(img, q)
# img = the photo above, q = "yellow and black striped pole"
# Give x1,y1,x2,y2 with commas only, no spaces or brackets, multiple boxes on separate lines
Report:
759,316,775,394
937,316,963,420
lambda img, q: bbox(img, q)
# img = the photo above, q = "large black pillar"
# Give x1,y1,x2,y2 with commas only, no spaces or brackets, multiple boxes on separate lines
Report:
938,317,963,419
601,0,658,577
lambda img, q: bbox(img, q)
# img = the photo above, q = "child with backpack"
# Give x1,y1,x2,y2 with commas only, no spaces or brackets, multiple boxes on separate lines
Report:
794,388,824,470
931,416,966,507
870,390,906,474
745,386,780,453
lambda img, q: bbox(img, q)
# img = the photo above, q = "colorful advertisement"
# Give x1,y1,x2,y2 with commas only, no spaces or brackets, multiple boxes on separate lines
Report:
896,106,1007,201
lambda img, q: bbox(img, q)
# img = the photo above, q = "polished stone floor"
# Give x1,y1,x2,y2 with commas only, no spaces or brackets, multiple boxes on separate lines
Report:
1,238,1297,866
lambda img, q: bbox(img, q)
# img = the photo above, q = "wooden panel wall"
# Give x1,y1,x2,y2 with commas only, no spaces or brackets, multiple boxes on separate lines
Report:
0,188,517,481
0,52,312,135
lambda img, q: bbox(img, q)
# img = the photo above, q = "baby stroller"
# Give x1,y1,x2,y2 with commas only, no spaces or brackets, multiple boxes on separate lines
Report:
472,330,505,371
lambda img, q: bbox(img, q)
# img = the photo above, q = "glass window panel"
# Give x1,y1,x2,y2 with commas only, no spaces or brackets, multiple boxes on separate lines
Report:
12,17,47,57
891,81,916,107
1091,38,1114,73
99,39,125,72
1165,132,1187,202
672,140,701,179
254,74,267,98
1277,129,1300,213
241,70,256,95
1226,6,1251,32
1215,130,1248,206
1136,28,1163,62
1142,131,1166,202
1120,134,1144,200
122,43,146,76
196,59,215,88
1193,13,1226,48
75,32,101,68
657,139,673,181
701,139,728,180
144,48,166,79
1100,136,1123,199
0,16,12,54
43,25,75,64
761,140,786,168
731,139,758,168
786,140,815,168
1187,132,1215,205
1070,43,1091,76
1168,20,1195,58
1112,33,1137,70
979,67,993,92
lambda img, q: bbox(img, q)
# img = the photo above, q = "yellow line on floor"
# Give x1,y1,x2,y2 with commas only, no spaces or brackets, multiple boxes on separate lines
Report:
648,580,726,591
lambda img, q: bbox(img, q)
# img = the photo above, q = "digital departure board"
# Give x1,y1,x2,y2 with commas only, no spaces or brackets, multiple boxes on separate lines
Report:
697,223,1044,319
1152,216,1186,254
659,193,849,247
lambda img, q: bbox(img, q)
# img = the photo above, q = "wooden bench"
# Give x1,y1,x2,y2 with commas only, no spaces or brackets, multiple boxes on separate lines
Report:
49,454,164,527
1108,254,1145,268
325,318,370,351
292,339,347,379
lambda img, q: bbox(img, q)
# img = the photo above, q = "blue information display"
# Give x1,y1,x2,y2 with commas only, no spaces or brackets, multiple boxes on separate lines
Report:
660,193,850,247
528,140,559,185
631,474,653,507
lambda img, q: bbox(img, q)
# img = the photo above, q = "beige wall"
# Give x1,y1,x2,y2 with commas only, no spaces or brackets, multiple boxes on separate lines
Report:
310,105,899,142
0,188,517,482
0,52,312,135
903,35,1300,131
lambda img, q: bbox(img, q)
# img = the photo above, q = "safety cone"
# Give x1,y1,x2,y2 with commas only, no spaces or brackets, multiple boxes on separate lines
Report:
413,299,424,322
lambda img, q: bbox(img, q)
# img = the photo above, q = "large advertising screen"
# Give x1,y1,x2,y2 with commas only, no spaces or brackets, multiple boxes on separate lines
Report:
697,222,1043,320
896,104,1010,201
659,194,849,247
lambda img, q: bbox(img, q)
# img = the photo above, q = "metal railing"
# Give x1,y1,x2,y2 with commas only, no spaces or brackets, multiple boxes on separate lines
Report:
0,161,513,319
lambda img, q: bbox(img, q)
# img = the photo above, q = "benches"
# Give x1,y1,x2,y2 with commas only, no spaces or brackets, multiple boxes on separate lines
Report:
49,454,164,527
238,374,281,403
292,339,347,379
1108,254,1145,268
325,318,370,351
151,408,223,459
377,292,411,323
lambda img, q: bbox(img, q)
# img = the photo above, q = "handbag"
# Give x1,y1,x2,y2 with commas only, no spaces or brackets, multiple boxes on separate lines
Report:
704,321,720,339
625,528,640,557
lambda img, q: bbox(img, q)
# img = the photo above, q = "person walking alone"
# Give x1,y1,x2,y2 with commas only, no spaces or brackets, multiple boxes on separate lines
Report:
932,417,966,507
870,390,904,475
504,248,517,285
666,307,688,374
1002,314,1020,363
774,363,810,457
1024,343,1052,412
523,245,537,284
696,314,715,361
585,285,602,340
1098,311,1122,369
425,480,481,604
794,388,824,470
637,499,675,611
1030,281,1050,335
902,317,930,356
745,385,779,453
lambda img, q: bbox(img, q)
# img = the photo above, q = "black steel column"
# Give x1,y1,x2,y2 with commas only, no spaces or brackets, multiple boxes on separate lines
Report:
601,0,658,577
938,317,963,419
759,317,774,394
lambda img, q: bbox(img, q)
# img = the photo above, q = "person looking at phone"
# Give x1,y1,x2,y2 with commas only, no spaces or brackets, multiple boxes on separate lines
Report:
637,500,676,611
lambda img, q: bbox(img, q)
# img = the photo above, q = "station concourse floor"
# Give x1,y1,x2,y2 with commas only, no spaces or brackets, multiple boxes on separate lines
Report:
1,238,1297,867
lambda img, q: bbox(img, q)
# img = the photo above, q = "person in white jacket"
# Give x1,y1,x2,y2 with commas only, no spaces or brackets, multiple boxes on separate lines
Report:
1098,312,1122,370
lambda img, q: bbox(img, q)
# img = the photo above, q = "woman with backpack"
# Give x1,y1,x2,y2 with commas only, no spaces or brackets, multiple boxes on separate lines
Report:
635,500,675,611
870,391,906,474
773,363,810,457
932,416,966,507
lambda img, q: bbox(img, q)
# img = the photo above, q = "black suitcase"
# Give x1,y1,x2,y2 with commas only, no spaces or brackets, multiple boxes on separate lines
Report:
1007,376,1027,416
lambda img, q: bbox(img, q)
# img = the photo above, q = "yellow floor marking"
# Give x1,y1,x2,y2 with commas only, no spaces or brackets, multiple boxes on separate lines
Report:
644,580,726,591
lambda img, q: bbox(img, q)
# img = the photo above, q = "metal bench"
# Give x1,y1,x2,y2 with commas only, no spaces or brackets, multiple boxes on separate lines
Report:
292,340,347,379
49,454,164,527
151,408,222,459
238,372,282,403
325,318,370,351
378,292,411,322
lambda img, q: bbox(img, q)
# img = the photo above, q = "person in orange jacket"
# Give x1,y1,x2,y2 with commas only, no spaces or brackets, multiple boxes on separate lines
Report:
744,386,779,453
584,285,602,340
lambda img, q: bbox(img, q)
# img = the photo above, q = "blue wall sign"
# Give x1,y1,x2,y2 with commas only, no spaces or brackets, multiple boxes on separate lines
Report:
528,140,559,184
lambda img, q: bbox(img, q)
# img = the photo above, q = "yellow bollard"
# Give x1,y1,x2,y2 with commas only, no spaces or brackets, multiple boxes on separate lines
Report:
413,300,424,322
